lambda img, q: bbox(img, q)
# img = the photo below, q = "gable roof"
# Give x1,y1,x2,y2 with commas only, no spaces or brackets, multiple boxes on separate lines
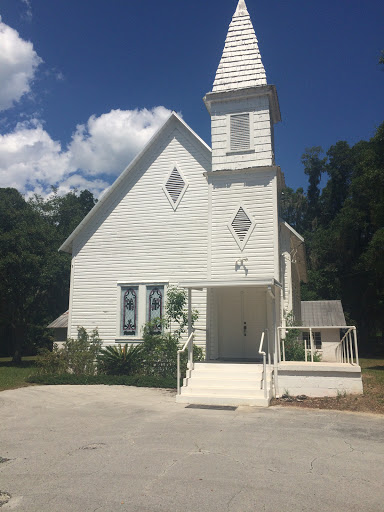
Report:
280,220,307,283
213,0,267,92
59,112,212,254
47,310,69,329
301,301,346,327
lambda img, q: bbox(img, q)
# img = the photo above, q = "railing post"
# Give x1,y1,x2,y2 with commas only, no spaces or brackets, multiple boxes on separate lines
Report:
309,328,314,363
353,328,359,366
187,288,193,371
177,351,180,395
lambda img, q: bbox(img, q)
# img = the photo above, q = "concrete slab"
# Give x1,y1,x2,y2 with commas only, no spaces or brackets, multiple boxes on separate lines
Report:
0,385,383,512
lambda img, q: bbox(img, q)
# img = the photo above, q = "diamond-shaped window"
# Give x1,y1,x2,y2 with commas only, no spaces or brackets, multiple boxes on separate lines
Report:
228,205,256,250
163,166,188,210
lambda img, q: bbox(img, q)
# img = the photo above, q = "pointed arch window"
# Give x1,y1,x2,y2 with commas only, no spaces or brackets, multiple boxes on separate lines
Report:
122,287,138,336
146,286,164,333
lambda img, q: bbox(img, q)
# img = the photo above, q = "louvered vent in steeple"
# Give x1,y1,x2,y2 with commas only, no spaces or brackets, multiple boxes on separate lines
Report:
230,113,250,151
163,166,188,210
228,204,256,250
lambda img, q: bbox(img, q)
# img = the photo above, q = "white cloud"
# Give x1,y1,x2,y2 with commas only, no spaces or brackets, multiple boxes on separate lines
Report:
0,107,173,198
69,106,172,176
21,0,33,21
0,17,42,111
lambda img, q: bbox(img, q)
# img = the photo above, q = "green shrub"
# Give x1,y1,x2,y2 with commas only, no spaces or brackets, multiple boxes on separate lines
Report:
282,312,321,362
27,373,176,388
98,343,144,375
36,327,102,376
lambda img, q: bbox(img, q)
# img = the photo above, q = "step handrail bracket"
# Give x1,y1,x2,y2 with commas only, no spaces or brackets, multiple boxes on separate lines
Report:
177,330,195,395
258,331,268,399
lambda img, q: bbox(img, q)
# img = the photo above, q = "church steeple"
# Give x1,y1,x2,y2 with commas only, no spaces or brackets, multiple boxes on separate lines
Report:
204,0,280,172
213,0,267,92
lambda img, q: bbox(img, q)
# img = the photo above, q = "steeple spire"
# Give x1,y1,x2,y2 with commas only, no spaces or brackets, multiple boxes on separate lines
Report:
212,0,267,92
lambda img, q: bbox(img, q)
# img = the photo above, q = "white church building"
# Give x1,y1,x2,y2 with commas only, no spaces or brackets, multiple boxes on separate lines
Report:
56,0,363,405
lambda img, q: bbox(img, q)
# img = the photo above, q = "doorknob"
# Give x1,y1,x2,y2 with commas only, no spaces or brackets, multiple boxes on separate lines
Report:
243,322,247,336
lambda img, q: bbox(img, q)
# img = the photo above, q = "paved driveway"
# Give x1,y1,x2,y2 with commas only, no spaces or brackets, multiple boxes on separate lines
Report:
0,386,383,512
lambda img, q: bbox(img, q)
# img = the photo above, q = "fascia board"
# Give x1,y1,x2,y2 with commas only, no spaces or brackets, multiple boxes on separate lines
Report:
280,220,305,243
203,85,281,124
59,112,212,254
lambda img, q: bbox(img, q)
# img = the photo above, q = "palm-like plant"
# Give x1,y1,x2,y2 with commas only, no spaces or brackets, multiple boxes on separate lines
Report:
98,343,144,375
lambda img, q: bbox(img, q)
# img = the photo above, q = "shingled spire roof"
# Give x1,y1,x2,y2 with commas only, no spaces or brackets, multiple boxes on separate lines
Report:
212,0,267,92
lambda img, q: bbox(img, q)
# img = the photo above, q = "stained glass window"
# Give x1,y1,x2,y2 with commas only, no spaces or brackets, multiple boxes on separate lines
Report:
122,287,138,336
146,286,164,334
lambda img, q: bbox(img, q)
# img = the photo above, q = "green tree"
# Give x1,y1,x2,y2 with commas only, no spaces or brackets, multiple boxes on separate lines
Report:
0,188,97,361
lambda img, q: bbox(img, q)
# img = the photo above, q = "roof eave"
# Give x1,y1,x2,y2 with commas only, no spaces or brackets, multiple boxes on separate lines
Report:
59,112,212,254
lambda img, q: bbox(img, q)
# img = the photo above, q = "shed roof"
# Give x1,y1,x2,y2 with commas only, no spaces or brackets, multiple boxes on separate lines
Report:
212,0,267,92
301,301,346,327
47,310,68,329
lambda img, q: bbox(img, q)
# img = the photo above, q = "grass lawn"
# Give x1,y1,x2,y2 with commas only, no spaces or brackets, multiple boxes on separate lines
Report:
0,357,37,392
1,356,383,414
271,357,384,414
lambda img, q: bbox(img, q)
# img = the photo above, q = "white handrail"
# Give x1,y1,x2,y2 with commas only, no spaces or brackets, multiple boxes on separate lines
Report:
258,331,268,399
335,327,358,365
277,326,359,365
177,331,195,395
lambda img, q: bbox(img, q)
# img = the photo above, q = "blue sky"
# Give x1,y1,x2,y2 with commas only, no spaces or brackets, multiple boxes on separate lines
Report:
0,0,383,197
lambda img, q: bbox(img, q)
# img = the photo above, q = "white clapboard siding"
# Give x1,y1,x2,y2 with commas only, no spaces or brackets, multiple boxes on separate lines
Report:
210,95,274,171
209,169,278,280
69,124,210,346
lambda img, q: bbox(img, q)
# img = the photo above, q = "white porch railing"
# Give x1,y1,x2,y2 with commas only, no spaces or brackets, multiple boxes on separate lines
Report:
335,327,359,365
176,330,195,396
258,331,268,399
277,326,359,365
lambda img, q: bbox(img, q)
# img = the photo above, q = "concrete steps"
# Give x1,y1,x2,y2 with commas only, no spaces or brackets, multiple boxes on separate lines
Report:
176,362,272,407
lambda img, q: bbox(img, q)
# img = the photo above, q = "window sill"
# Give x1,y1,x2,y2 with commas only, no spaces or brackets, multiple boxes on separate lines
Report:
226,149,255,156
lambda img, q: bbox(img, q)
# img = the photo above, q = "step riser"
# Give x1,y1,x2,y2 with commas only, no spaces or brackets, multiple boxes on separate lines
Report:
176,395,270,407
183,378,263,388
194,363,264,370
181,387,265,397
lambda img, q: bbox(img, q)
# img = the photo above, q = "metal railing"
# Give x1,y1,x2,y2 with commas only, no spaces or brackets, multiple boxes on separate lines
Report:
176,330,195,395
258,331,268,399
277,326,359,365
336,327,359,365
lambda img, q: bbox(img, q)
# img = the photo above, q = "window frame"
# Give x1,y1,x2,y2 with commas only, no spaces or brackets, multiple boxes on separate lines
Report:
303,331,322,350
226,111,254,154
116,282,167,341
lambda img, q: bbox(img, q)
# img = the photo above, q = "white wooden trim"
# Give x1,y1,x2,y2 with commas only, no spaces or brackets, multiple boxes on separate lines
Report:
116,283,168,341
67,253,76,338
162,162,189,211
227,202,256,251
226,111,254,153
59,112,212,254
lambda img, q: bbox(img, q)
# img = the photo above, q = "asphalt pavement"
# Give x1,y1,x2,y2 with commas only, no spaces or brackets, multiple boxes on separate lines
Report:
0,385,383,512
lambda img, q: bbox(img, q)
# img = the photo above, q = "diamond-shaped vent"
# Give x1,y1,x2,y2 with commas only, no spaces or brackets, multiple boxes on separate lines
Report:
163,166,188,210
231,207,252,241
228,205,256,250
166,168,185,204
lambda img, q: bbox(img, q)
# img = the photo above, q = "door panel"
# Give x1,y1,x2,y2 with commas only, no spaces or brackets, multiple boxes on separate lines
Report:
218,288,266,360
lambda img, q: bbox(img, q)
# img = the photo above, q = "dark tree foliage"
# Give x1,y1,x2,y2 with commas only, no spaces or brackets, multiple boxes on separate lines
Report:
0,188,97,361
281,122,384,355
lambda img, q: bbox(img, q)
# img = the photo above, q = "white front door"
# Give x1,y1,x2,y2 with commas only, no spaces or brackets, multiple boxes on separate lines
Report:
218,288,266,360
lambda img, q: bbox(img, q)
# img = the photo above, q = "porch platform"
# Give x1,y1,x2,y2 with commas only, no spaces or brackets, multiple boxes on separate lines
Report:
277,362,363,397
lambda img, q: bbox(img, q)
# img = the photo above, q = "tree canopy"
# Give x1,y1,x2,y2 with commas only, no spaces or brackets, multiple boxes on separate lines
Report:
281,122,384,354
0,189,97,361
